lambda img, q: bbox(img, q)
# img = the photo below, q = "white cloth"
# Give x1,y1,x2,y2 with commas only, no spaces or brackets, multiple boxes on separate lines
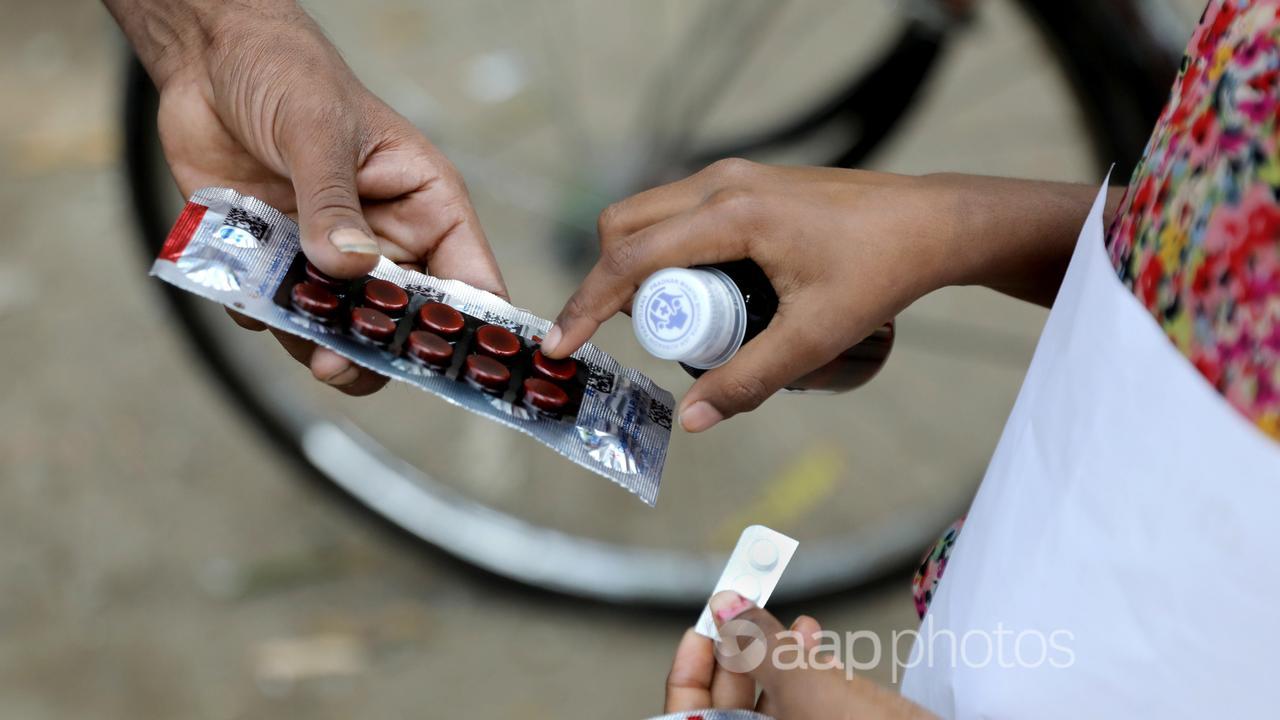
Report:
901,179,1280,717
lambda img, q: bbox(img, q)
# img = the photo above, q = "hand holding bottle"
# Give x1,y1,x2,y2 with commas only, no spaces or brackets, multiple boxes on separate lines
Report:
543,160,950,432
629,261,895,393
543,159,1112,432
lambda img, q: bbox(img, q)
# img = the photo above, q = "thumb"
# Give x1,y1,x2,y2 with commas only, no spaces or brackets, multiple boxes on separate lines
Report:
286,132,381,279
679,316,832,433
710,592,843,716
708,591,792,686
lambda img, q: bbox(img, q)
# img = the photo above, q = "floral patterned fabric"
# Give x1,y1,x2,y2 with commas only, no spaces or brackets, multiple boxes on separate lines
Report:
911,517,962,619
1108,0,1280,439
914,0,1280,618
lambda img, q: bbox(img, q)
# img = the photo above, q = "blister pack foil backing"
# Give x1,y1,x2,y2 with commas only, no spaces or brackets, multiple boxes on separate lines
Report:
150,187,673,505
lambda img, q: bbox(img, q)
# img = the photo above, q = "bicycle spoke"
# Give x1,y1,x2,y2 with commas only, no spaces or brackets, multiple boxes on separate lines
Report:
124,0,1198,604
638,0,789,169
531,0,598,174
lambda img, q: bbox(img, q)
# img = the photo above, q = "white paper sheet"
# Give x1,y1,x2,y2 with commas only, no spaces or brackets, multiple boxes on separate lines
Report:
902,180,1280,718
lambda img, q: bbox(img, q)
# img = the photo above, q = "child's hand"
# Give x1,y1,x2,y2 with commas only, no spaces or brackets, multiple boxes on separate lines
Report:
662,591,936,719
543,161,955,432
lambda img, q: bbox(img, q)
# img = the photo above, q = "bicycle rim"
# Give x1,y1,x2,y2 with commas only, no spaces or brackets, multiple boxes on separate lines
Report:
124,0,1192,605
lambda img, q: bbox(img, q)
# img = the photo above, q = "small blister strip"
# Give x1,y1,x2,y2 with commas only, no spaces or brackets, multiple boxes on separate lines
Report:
695,525,798,640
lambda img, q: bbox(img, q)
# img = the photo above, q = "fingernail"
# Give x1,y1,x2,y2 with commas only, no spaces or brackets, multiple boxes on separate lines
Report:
323,365,360,387
710,591,753,625
541,324,563,356
329,227,380,256
680,401,724,433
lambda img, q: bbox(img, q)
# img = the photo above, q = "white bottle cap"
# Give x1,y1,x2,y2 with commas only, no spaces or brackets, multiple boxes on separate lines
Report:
632,267,747,370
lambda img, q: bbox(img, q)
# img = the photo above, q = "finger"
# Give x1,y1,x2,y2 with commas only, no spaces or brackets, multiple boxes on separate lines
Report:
710,639,758,709
331,368,391,396
268,328,384,395
664,628,716,713
284,119,382,279
756,615,823,717
269,310,390,396
791,616,823,649
596,172,708,240
408,202,507,299
268,327,320,366
710,587,795,709
678,311,834,432
544,206,751,358
308,347,389,395
226,307,267,331
362,193,507,298
597,157,763,239
357,135,507,298
707,591,792,693
709,592,839,712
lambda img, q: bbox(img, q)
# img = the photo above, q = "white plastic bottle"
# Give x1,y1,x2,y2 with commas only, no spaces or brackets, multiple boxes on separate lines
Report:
632,261,893,392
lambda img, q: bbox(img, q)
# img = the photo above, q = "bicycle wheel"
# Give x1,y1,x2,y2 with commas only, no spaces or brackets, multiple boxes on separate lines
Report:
125,0,1194,604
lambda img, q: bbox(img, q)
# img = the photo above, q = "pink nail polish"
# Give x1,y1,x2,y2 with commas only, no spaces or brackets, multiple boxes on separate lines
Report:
714,598,752,624
709,590,754,624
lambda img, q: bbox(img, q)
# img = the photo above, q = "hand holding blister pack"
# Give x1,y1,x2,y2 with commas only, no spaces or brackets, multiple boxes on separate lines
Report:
696,525,798,640
150,187,674,505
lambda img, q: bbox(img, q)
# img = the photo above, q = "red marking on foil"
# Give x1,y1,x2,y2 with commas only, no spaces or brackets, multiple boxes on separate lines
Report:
159,202,209,261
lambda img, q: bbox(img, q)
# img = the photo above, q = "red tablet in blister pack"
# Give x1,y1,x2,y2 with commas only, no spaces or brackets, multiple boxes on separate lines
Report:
151,187,674,505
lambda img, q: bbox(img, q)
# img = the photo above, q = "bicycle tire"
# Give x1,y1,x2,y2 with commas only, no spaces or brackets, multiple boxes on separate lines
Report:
122,0,1184,606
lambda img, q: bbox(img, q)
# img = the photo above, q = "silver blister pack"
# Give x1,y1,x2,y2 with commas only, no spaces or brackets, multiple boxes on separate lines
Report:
150,187,674,505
